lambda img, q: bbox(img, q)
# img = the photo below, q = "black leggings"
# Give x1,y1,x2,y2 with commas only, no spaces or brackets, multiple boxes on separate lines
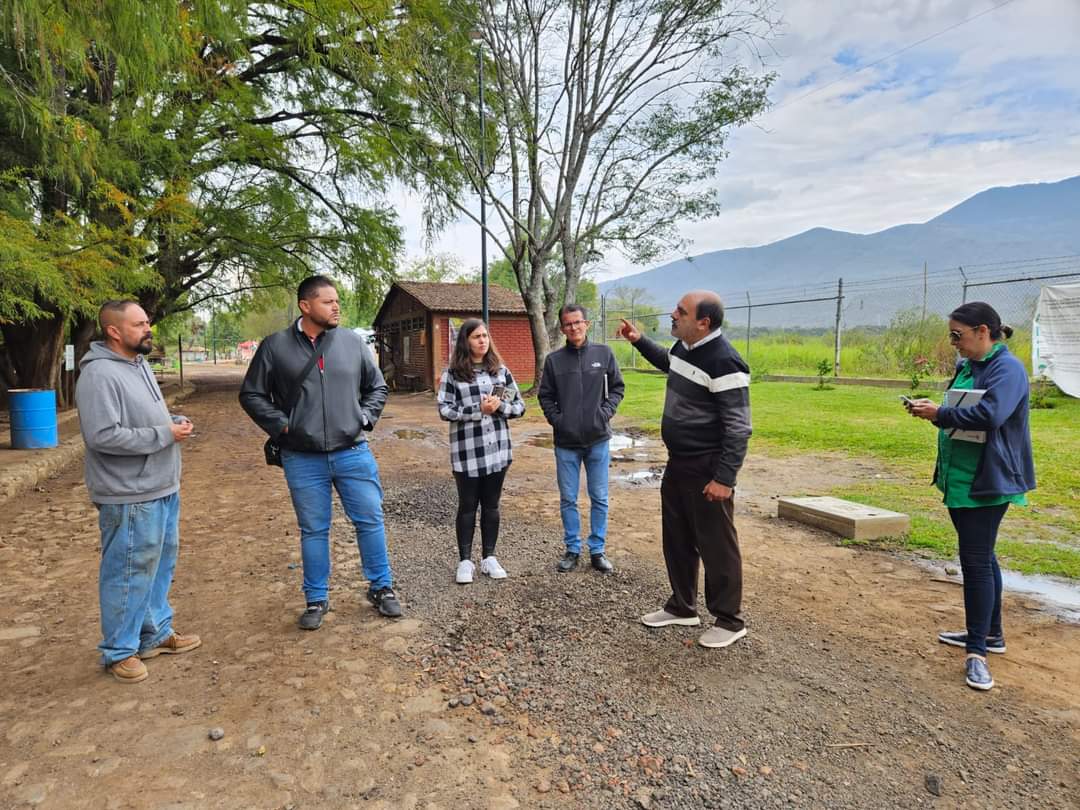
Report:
453,468,508,560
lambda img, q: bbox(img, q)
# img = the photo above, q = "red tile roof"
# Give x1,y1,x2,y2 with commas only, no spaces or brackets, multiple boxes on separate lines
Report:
377,281,529,323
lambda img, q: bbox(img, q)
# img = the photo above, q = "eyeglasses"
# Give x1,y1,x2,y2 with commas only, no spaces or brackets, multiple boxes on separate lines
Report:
561,320,588,330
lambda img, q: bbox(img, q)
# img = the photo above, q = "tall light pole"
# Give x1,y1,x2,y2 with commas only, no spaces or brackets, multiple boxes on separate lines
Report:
470,31,488,325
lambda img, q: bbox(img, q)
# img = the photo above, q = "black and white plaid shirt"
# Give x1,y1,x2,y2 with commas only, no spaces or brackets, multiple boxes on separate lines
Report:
437,366,526,477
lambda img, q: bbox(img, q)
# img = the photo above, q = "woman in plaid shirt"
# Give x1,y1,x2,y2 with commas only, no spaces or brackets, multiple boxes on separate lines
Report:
437,319,526,584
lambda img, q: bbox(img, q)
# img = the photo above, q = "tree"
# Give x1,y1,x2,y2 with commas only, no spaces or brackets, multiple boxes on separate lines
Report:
1,1,470,392
401,0,774,380
399,253,467,283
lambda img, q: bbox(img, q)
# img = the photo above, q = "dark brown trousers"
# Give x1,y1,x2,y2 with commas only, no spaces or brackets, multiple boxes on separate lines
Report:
660,453,744,631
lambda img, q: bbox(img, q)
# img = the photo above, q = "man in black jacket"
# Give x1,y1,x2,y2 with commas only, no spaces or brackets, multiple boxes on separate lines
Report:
538,304,625,573
619,290,751,649
239,276,401,629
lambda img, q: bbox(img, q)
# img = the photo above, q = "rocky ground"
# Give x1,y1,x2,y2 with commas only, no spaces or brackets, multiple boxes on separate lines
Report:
0,366,1077,809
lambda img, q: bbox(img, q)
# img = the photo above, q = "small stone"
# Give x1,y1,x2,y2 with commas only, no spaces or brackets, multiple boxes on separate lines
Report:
208,728,225,741
460,695,475,707
731,766,748,778
925,773,943,796
759,765,773,776
535,779,551,793
467,735,479,744
255,745,267,757
557,780,570,794
448,698,460,709
170,706,185,717
480,701,498,716
944,565,959,576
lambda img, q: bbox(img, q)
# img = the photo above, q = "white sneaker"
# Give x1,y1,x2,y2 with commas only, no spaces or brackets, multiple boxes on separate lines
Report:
480,556,507,579
641,609,701,628
698,625,747,648
455,559,475,584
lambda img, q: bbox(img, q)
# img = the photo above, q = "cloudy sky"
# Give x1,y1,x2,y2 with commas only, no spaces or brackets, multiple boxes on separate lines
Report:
392,0,1080,282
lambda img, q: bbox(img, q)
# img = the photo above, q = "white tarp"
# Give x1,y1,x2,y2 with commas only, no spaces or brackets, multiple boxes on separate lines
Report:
1032,283,1080,398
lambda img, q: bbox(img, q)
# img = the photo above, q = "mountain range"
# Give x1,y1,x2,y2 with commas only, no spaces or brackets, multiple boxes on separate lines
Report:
599,175,1080,318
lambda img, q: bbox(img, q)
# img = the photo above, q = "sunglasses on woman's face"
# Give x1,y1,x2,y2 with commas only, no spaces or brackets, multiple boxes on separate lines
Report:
948,327,976,342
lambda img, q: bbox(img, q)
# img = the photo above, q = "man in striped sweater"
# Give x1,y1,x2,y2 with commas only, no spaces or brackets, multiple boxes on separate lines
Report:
619,290,752,649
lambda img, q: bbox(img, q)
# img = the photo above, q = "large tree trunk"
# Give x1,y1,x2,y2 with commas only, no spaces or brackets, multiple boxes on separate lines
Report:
0,309,66,392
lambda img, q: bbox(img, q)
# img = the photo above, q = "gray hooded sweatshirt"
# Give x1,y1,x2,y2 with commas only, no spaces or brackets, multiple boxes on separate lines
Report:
75,341,181,504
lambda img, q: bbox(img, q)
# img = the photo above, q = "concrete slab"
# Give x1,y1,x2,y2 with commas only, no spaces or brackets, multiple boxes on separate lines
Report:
777,496,910,540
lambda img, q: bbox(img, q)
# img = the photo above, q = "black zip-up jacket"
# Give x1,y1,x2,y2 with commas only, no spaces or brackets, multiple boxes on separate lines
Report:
538,340,625,449
239,321,388,453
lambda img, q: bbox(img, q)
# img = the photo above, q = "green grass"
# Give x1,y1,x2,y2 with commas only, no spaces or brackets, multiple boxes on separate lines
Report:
615,370,1080,578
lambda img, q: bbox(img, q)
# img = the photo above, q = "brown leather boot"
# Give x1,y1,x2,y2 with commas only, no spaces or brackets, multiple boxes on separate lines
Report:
139,631,202,659
109,656,148,684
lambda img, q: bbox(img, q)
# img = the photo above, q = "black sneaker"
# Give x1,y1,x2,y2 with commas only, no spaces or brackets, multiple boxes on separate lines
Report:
367,587,403,618
298,600,329,631
938,630,1006,654
556,552,579,573
590,553,614,574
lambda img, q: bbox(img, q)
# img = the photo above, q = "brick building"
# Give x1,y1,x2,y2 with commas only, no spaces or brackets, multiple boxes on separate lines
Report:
372,282,536,390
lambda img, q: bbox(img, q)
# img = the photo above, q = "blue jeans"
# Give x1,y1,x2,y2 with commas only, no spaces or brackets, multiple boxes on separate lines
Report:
97,493,179,665
555,440,610,555
949,504,1008,656
282,443,393,602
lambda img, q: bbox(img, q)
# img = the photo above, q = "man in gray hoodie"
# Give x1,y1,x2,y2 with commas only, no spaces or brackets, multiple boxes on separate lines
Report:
75,301,202,684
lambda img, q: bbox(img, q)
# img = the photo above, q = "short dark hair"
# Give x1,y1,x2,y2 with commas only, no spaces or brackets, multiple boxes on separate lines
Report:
98,300,139,335
950,301,1013,340
297,275,336,303
559,304,588,324
695,298,724,332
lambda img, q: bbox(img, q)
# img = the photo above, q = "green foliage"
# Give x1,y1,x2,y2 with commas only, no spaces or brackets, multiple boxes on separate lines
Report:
399,253,467,283
1,0,471,386
1029,376,1060,410
815,359,833,390
854,309,954,379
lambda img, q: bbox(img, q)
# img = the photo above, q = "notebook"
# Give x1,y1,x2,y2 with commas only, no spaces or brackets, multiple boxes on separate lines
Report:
943,388,986,444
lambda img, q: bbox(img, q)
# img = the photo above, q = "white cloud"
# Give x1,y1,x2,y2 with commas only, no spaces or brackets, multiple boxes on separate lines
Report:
395,0,1080,281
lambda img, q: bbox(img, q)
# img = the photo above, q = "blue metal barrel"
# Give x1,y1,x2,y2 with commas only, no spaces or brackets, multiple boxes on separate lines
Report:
8,389,58,449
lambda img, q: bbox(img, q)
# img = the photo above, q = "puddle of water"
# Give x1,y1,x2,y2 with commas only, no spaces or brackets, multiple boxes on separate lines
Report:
613,467,664,485
393,429,430,440
609,433,649,452
1000,571,1080,622
921,561,1080,623
526,435,555,449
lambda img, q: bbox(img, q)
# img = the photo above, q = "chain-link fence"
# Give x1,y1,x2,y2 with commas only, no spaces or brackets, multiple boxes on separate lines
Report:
592,255,1080,381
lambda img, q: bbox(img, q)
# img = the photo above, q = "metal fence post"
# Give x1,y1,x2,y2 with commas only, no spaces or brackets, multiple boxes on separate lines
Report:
833,277,844,377
745,292,751,361
630,302,636,369
959,265,968,304
600,294,607,345
178,336,184,390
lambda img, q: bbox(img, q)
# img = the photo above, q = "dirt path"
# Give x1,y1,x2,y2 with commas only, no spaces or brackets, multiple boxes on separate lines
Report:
0,369,1076,809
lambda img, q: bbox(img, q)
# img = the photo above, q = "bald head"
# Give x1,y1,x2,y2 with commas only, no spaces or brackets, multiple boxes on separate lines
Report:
671,290,724,345
98,300,154,359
